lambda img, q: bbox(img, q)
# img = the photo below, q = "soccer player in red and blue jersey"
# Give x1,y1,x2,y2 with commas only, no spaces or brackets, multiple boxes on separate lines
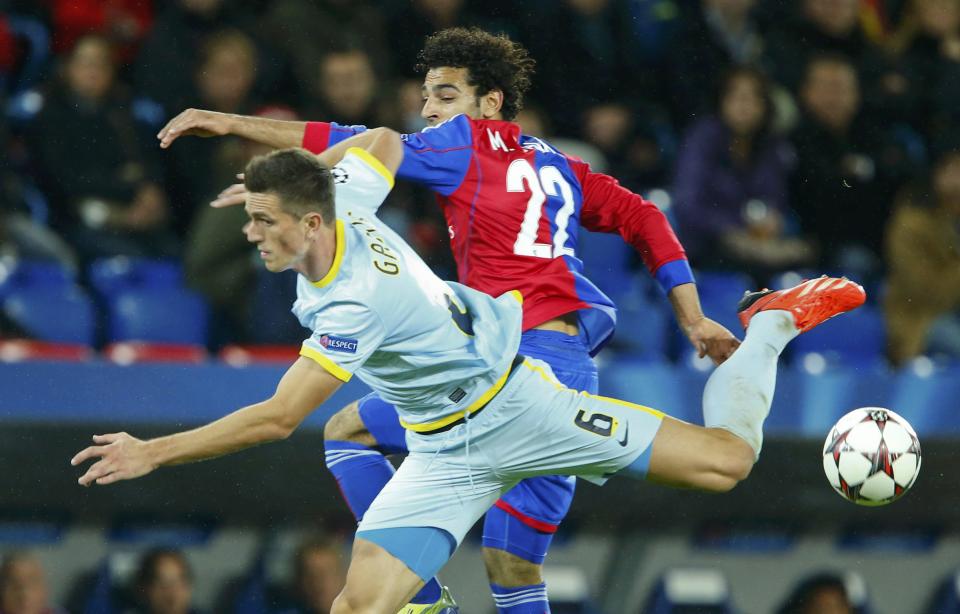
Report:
158,28,740,614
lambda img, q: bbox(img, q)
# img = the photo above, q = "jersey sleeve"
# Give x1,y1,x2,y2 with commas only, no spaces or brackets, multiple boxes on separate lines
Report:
396,114,474,196
299,300,386,382
301,121,369,153
574,161,695,294
332,148,395,215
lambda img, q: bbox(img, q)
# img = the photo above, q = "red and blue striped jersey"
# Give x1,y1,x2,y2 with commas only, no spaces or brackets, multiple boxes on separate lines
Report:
302,114,693,354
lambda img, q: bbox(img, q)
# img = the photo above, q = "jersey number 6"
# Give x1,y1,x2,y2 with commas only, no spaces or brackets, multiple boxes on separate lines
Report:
507,159,577,260
574,409,617,437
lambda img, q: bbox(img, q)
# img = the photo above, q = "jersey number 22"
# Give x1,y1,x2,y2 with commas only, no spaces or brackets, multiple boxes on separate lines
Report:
507,159,576,260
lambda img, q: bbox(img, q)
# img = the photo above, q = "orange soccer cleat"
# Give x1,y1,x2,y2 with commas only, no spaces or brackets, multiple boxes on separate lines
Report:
737,275,866,333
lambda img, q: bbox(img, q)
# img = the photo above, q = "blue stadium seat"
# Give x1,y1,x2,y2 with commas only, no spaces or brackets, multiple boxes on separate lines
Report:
108,288,208,344
89,257,182,299
609,297,670,360
2,286,95,345
790,304,886,367
642,567,735,613
579,230,635,301
8,260,75,289
888,361,960,437
925,569,960,613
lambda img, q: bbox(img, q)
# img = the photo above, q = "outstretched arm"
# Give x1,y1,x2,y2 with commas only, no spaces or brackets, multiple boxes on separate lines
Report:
71,357,343,486
212,128,405,208
157,108,310,150
577,164,740,363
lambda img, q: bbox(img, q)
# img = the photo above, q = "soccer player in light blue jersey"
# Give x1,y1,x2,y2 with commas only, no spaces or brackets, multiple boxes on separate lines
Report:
73,129,865,614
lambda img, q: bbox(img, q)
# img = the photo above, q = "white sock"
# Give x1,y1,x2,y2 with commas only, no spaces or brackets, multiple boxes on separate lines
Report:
702,310,798,457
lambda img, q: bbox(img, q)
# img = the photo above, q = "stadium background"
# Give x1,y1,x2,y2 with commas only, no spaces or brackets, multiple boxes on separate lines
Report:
1,0,960,612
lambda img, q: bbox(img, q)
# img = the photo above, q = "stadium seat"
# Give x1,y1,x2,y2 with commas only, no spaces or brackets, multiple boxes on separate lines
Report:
219,344,300,367
542,566,602,614
7,260,75,289
609,296,670,360
924,569,960,613
789,304,886,367
104,342,207,364
107,287,209,345
2,285,95,345
0,339,93,362
642,567,735,613
887,361,960,436
89,257,182,299
579,230,636,302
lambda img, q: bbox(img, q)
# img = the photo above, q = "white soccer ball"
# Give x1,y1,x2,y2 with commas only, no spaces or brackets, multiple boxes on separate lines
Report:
822,407,921,506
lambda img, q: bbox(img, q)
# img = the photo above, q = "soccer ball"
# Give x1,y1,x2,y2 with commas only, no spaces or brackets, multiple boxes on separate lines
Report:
822,407,921,506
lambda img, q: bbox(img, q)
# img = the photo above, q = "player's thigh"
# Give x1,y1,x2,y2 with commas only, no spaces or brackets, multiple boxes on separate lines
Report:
325,392,409,454
646,417,755,492
332,537,424,613
491,363,665,481
359,448,504,567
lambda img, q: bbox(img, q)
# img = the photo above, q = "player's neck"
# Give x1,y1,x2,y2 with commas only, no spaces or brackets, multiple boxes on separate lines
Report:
300,223,340,284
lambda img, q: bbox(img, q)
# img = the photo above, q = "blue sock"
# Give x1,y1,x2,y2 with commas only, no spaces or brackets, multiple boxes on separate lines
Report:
324,440,442,605
491,583,550,613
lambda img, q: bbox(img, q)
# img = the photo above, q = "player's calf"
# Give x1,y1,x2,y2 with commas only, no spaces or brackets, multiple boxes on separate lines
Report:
482,548,543,587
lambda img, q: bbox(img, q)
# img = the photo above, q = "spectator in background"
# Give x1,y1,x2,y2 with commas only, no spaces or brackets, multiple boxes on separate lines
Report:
132,549,199,614
765,0,907,124
308,48,396,129
0,551,65,614
0,108,77,271
889,0,960,147
884,149,960,365
49,0,154,63
581,101,674,192
278,537,345,614
29,34,176,263
184,105,301,346
134,0,290,115
386,0,472,80
776,572,853,614
674,67,813,279
262,0,389,108
165,29,259,235
523,0,653,135
664,0,764,127
789,54,905,274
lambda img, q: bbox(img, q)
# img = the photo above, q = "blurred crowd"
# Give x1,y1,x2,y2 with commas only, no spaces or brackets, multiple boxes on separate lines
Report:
0,536,347,614
0,544,869,614
1,0,959,363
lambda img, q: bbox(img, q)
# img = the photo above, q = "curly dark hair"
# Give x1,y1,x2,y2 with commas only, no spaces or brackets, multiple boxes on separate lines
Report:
415,27,535,121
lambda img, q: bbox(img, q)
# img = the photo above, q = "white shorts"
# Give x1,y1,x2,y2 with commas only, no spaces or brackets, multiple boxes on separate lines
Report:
357,358,665,547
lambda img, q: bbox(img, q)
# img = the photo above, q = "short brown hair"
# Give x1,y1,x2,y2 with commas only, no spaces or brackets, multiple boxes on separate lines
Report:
244,148,335,224
415,28,535,121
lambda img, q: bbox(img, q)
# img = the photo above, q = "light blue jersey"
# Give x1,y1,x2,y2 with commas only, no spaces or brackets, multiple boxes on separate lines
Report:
292,149,523,430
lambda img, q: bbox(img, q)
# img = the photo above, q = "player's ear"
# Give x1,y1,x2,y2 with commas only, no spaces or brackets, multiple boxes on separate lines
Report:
303,211,325,233
481,88,504,119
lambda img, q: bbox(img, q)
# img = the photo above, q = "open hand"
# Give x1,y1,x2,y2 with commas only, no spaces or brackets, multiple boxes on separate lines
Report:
158,108,233,149
686,317,741,365
211,175,247,208
71,432,157,486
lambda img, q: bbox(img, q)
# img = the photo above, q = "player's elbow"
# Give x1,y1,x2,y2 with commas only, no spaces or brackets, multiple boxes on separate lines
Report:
261,398,302,441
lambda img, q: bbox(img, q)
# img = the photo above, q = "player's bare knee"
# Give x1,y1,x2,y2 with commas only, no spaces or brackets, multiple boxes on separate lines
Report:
710,435,755,492
330,591,369,614
482,547,543,587
324,402,369,443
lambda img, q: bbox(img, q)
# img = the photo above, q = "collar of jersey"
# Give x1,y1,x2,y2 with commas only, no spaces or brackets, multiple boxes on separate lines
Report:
311,219,345,288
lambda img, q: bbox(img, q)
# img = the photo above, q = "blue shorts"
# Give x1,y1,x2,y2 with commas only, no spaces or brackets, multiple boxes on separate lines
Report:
357,329,598,558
